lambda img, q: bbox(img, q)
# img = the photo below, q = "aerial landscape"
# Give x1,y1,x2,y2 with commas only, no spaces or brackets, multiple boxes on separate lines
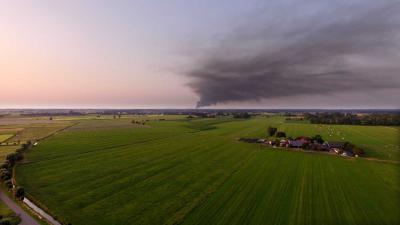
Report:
0,1,399,225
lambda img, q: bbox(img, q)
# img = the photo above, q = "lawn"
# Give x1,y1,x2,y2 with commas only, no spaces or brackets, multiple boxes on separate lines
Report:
15,116,400,225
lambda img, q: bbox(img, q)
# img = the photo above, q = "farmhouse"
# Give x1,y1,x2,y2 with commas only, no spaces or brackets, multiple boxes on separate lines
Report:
341,151,354,157
289,140,303,148
327,141,345,149
295,136,312,144
279,139,289,147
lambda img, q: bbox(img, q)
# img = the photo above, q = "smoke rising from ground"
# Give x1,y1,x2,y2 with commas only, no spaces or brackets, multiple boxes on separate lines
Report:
186,1,400,108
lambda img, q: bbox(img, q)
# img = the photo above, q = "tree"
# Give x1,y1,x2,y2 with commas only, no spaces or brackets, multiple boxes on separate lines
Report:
276,131,286,138
6,154,17,166
313,135,324,144
233,112,251,119
14,187,25,199
267,127,278,136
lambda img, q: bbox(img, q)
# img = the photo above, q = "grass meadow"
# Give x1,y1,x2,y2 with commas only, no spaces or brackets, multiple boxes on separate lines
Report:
13,116,400,225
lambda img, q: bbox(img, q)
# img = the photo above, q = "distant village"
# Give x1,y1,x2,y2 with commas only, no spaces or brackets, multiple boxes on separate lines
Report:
239,126,365,157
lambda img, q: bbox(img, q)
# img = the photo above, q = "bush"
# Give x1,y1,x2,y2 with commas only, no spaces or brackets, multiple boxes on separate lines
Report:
276,131,286,138
313,135,324,144
4,179,13,189
0,219,11,225
0,162,10,169
13,187,24,200
0,168,11,181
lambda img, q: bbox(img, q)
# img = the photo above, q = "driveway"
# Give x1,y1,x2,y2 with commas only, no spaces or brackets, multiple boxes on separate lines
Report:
0,190,40,225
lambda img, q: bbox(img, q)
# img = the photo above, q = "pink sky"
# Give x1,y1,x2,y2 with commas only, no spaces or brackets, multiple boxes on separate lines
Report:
1,1,399,109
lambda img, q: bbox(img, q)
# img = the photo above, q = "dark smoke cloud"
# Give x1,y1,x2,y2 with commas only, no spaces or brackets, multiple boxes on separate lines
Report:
186,0,400,108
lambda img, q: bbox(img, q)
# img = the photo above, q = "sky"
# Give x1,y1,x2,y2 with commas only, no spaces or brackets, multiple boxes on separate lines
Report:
1,0,399,109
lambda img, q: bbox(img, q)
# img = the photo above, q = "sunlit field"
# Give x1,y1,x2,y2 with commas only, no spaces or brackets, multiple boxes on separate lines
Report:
14,116,399,225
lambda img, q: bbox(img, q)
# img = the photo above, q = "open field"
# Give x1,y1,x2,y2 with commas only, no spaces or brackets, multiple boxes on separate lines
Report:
14,116,400,225
183,151,399,225
0,134,14,142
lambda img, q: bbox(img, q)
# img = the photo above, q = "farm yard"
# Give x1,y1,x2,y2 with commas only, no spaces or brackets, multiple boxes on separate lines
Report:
1,115,398,225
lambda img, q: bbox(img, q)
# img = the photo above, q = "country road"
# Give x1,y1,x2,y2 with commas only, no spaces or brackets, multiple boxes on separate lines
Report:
0,190,40,225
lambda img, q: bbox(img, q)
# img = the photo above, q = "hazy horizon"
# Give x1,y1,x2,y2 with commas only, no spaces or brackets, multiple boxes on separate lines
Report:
1,0,399,109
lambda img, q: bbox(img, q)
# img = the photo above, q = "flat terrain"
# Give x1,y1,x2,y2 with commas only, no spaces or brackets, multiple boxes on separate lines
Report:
13,116,400,225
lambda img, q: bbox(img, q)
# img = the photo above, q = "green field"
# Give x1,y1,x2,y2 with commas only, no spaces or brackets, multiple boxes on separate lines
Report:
15,116,400,225
0,134,14,142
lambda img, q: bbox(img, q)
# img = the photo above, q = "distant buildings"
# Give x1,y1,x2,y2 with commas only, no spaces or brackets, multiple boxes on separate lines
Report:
240,135,363,158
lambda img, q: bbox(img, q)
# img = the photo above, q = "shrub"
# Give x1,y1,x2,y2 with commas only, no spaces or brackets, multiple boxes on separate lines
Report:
13,187,25,200
0,219,11,225
4,180,13,189
5,154,17,166
276,131,286,138
0,169,11,181
0,162,10,169
313,135,324,144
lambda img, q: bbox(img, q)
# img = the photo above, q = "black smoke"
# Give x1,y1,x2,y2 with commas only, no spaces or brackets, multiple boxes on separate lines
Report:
186,1,400,108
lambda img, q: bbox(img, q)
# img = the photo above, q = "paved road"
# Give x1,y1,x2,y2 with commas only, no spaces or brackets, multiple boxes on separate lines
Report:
0,190,41,225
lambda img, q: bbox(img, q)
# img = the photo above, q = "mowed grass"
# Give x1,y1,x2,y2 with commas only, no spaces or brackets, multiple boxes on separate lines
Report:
15,116,400,225
16,118,262,225
183,151,400,225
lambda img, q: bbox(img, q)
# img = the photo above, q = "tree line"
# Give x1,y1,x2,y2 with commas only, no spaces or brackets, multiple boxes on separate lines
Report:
0,141,32,201
304,113,400,125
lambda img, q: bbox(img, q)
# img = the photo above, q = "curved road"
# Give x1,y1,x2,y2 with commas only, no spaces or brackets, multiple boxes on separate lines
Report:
0,190,40,225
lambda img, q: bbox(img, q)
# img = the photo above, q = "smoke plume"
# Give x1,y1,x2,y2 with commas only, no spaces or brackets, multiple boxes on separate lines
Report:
186,1,400,108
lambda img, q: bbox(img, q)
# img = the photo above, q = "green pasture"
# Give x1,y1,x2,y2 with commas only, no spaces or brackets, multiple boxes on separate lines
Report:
184,150,399,225
0,134,13,142
15,116,400,225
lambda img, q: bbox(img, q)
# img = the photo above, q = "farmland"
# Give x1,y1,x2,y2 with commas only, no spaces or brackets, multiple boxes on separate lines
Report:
11,116,400,225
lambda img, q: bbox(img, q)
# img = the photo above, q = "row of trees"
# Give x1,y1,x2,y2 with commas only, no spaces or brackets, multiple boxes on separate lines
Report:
233,112,251,119
0,141,32,200
304,113,400,125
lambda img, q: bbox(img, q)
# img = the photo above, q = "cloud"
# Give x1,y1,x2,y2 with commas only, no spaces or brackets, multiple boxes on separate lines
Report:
185,0,400,108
